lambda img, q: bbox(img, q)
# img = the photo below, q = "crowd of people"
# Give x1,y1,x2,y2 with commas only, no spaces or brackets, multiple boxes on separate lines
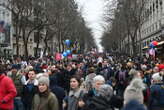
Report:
0,53,164,110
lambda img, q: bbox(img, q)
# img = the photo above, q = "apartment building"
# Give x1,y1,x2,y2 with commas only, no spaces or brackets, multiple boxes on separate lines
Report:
0,0,13,58
0,0,58,58
141,0,164,49
120,0,164,56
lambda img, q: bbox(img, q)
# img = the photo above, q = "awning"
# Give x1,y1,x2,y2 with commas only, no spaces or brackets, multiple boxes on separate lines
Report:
142,40,164,50
157,41,164,46
142,46,149,50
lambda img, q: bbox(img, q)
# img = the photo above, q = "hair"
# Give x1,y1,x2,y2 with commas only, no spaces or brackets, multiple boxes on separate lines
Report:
93,75,105,84
98,84,113,99
88,67,95,73
70,75,82,87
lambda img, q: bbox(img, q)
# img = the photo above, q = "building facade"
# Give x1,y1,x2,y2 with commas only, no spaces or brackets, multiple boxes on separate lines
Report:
0,0,59,58
0,0,13,58
120,0,164,57
141,0,164,49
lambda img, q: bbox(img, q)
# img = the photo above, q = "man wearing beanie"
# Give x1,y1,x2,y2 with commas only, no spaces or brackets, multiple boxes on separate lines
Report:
0,64,17,110
32,75,59,110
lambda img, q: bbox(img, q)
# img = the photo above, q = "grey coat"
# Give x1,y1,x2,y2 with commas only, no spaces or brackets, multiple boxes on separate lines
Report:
66,89,83,110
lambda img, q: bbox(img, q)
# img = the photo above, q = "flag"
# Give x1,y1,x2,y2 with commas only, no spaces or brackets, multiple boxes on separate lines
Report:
149,48,155,57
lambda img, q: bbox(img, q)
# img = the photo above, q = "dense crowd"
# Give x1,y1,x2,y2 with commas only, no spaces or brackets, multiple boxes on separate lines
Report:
0,53,164,110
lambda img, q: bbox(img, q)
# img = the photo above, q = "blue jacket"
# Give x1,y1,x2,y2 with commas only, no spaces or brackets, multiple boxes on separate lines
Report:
149,83,164,109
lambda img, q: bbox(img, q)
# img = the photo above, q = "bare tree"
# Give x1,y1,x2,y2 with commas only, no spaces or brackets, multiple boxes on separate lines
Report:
102,0,148,55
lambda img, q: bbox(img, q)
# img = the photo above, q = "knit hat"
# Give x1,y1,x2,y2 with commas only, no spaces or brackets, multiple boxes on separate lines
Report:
158,64,164,71
152,73,162,81
38,76,50,87
11,64,20,70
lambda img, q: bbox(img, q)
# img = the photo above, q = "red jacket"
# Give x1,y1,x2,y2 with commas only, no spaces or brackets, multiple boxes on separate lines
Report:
0,74,17,109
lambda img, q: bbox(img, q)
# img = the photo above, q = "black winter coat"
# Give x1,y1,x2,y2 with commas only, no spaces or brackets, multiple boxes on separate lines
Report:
85,95,113,110
22,83,38,110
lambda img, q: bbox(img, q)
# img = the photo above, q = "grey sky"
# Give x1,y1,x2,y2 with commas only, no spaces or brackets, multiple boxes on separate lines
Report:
76,0,105,52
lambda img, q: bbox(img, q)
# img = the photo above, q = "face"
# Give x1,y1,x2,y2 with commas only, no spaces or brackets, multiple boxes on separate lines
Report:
70,78,79,89
94,80,104,91
38,83,48,93
12,69,17,74
153,67,159,73
160,69,164,75
103,61,108,66
28,71,36,80
67,65,72,71
51,66,57,71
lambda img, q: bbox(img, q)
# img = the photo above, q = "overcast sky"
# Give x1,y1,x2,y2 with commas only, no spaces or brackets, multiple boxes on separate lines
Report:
76,0,106,52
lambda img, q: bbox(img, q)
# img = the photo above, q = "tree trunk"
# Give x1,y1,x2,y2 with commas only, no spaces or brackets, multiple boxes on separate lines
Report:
16,35,19,57
15,25,19,57
43,39,48,55
22,29,28,59
139,28,142,57
131,37,136,56
35,31,40,57
24,41,28,59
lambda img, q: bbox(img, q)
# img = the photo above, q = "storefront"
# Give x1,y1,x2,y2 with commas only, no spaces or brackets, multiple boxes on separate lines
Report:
142,40,164,59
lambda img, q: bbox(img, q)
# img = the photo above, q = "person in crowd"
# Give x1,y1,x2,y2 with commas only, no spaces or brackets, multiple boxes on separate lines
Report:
85,84,114,110
63,75,85,110
88,75,105,96
32,75,59,110
128,69,141,80
7,64,25,110
63,64,77,92
102,60,114,80
82,75,105,110
124,78,145,105
115,63,129,97
22,70,38,110
158,64,164,82
50,65,65,110
49,65,64,87
149,73,164,110
84,67,96,91
0,64,17,110
153,66,159,73
106,77,117,91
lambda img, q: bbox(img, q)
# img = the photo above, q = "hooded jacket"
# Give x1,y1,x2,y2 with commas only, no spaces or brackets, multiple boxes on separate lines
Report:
124,78,144,105
0,74,17,109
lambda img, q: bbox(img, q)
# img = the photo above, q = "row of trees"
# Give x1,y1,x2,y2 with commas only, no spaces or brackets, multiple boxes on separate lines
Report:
0,0,96,58
101,0,148,56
